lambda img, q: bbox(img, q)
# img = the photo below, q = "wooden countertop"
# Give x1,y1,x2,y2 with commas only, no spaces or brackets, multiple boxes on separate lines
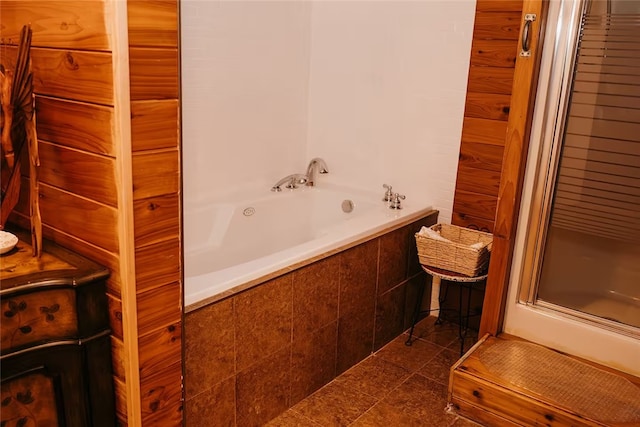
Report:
0,228,109,295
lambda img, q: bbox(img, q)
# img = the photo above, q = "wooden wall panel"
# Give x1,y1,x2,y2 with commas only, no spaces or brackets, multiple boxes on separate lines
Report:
137,321,182,380
126,1,182,424
452,212,496,233
141,403,183,427
127,0,179,48
131,150,180,200
114,377,129,423
0,0,109,50
470,40,519,67
14,180,119,252
107,294,125,339
37,141,118,206
456,165,502,197
134,238,181,293
473,12,522,40
476,1,524,12
129,48,179,100
461,117,509,146
111,336,127,380
3,3,145,424
36,96,115,155
453,190,498,221
136,283,181,336
139,363,183,423
3,46,114,105
131,100,180,151
133,195,180,248
465,92,512,120
467,67,515,95
459,141,505,172
452,0,524,233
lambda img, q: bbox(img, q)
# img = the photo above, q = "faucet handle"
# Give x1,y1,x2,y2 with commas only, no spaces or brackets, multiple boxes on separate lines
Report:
382,184,393,202
287,175,308,189
390,193,406,209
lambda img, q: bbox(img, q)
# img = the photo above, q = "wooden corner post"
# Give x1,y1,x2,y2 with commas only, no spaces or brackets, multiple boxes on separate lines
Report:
479,0,549,337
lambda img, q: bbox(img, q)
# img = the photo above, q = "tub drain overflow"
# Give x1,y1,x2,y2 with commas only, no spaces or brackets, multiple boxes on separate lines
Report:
342,200,354,213
243,207,255,216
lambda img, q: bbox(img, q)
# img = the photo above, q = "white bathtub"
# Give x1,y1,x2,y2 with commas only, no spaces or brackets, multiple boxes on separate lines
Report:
184,184,433,311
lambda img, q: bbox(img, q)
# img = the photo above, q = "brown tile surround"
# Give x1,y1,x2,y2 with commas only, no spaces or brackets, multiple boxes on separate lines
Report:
184,211,439,426
271,316,480,426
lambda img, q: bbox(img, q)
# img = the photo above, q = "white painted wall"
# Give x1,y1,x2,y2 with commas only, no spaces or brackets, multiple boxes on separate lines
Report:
306,1,475,223
181,1,312,204
181,1,476,223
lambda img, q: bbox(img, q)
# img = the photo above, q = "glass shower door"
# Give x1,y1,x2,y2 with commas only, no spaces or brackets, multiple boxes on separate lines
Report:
534,0,640,330
503,0,640,376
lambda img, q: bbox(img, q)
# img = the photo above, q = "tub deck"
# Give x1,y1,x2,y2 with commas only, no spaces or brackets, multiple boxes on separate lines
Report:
449,334,640,426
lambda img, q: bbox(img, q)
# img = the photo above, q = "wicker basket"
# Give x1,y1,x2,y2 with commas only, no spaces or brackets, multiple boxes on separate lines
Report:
415,224,493,277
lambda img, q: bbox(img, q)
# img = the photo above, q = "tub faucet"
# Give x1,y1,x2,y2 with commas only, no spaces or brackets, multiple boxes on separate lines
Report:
271,174,308,192
305,158,329,187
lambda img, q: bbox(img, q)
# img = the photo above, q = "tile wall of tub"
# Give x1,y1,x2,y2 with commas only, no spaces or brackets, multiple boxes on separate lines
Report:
184,212,438,426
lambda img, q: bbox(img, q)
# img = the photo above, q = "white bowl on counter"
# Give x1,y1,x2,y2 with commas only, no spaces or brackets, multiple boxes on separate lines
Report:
0,231,19,255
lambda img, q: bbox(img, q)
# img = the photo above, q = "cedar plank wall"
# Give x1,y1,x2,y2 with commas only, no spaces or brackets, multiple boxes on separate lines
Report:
127,1,183,426
1,1,183,426
452,0,524,233
0,0,133,423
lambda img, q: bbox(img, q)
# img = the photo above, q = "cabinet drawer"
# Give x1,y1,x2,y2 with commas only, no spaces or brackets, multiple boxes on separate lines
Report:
1,369,61,426
1,289,78,353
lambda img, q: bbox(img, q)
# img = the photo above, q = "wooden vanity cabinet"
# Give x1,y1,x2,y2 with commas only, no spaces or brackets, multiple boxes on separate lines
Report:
1,231,115,426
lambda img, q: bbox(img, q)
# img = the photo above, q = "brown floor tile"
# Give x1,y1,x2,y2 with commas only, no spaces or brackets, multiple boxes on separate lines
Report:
438,281,485,332
235,274,293,372
293,256,340,337
292,381,378,426
408,316,460,348
382,374,452,425
409,315,439,333
185,376,235,427
236,346,291,427
376,335,442,373
184,298,235,398
418,348,459,386
266,409,321,426
350,401,425,426
291,321,338,404
447,332,479,355
334,355,410,400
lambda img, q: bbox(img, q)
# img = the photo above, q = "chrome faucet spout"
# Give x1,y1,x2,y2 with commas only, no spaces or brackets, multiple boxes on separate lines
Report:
305,158,329,187
271,173,308,192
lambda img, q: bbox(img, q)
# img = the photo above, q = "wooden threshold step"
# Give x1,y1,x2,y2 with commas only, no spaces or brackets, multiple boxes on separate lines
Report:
448,334,640,426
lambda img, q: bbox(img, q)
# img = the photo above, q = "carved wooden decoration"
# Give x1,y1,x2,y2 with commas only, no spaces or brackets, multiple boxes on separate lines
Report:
0,25,41,257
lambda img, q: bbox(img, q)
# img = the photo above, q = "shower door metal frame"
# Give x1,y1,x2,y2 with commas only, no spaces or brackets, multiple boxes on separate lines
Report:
514,0,640,338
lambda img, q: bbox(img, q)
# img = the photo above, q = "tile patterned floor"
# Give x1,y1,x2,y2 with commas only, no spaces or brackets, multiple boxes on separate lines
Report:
267,317,481,426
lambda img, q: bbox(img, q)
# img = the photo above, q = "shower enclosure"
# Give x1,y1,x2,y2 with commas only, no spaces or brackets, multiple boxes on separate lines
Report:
504,0,640,376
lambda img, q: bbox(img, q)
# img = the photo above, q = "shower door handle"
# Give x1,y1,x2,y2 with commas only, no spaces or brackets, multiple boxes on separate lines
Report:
520,14,537,57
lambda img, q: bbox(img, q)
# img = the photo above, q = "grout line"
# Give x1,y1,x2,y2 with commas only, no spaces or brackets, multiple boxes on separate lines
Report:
288,407,323,426
287,314,464,425
347,403,377,426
